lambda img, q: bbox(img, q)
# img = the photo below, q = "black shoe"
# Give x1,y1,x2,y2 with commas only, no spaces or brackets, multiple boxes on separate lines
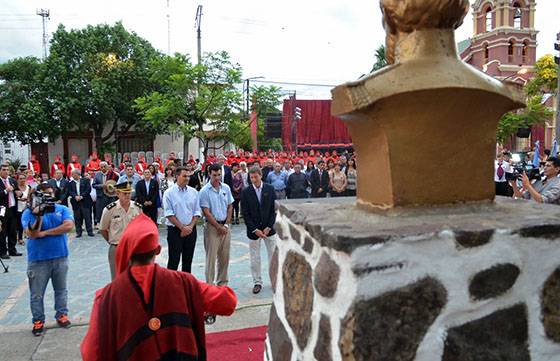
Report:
252,284,262,294
76,234,82,238
32,321,44,336
204,314,216,325
88,233,95,237
0,254,10,260
9,252,22,256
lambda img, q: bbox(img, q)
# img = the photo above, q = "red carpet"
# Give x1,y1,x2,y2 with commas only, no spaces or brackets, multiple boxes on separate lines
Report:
206,326,268,361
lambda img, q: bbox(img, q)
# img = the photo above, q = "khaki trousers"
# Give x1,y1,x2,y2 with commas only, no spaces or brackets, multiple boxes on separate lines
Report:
204,224,231,286
250,234,277,285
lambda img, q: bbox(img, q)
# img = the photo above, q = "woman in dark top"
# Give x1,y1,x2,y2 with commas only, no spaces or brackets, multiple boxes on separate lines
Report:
345,158,357,196
186,163,203,191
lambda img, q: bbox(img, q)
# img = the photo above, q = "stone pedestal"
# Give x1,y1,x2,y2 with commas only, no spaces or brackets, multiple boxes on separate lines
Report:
265,197,560,361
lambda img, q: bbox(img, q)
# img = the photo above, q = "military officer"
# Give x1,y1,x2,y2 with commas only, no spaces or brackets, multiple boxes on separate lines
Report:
99,179,142,280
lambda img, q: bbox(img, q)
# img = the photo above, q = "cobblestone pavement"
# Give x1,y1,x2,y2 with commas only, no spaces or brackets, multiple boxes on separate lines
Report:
0,223,272,330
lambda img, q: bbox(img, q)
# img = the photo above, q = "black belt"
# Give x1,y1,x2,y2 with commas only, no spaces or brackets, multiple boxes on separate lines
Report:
215,220,226,225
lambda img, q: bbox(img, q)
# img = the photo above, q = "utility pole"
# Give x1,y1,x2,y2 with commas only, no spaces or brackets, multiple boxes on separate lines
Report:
36,8,50,60
195,5,203,65
166,0,171,55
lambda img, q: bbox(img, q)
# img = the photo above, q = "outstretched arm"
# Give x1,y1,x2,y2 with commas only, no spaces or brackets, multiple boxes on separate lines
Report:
198,281,237,316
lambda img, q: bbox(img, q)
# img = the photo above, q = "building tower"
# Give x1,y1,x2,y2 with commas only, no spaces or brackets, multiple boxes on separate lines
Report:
460,0,538,83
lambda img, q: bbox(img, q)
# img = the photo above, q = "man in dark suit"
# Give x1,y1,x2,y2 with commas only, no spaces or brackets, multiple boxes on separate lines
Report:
92,161,119,224
135,169,159,224
240,166,277,294
0,163,21,258
68,168,94,237
48,169,69,206
310,160,330,198
217,154,233,190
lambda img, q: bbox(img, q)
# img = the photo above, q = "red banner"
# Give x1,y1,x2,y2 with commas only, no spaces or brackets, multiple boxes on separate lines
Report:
250,111,258,152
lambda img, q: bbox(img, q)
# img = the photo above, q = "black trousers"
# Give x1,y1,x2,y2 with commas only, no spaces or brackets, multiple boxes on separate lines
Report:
144,207,158,225
167,225,197,273
73,203,93,236
0,206,18,255
16,211,24,241
232,199,240,220
495,182,509,197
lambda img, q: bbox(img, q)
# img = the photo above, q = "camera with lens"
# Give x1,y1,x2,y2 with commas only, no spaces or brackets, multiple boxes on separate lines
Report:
506,163,541,182
31,191,56,216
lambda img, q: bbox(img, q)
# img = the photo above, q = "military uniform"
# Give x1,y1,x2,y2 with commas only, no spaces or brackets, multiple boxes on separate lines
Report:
99,190,142,280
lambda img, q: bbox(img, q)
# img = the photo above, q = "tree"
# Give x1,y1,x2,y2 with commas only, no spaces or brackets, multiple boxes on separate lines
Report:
43,22,160,153
134,51,243,161
496,95,553,144
225,85,284,151
527,54,558,96
371,45,387,72
0,57,58,144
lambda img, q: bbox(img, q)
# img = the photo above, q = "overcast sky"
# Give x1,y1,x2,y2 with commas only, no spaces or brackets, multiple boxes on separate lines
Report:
1,0,558,99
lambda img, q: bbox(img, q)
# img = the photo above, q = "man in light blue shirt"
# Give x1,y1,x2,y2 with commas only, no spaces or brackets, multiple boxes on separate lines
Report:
163,166,201,273
266,162,288,200
199,164,234,290
118,165,142,200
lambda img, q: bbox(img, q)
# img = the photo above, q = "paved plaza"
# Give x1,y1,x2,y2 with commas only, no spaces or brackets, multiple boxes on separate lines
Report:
0,222,273,331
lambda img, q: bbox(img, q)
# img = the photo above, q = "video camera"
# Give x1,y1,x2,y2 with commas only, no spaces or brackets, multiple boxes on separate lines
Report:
31,191,56,216
506,152,541,182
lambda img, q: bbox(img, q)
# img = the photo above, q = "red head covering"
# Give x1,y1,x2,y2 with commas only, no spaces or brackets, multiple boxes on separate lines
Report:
116,214,159,275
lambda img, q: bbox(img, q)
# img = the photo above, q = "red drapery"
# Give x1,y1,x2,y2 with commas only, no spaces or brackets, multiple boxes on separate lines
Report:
282,99,351,149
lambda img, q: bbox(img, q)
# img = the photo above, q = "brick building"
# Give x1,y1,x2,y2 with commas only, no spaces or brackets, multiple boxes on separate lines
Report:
459,0,550,150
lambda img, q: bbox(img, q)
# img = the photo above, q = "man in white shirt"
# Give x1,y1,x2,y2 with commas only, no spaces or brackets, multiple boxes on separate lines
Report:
494,153,512,196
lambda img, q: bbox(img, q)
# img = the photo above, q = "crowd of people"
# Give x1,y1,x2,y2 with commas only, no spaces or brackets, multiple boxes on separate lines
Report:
494,149,560,204
0,147,357,350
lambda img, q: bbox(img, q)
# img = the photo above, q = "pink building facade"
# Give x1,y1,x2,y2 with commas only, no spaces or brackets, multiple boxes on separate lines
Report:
459,0,547,150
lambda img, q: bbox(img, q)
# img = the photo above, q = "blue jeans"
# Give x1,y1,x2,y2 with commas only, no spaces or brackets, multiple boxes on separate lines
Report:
27,257,69,323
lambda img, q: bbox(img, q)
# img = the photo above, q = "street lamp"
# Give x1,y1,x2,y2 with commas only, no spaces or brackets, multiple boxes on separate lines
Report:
245,76,265,117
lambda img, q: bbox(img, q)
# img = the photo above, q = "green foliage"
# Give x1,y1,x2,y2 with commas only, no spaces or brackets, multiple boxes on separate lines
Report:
250,85,283,116
496,95,554,144
526,54,558,96
134,51,243,158
0,57,57,143
371,45,387,72
43,22,160,149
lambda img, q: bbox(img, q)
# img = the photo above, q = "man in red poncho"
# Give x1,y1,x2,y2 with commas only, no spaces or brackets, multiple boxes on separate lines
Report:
86,152,101,173
50,155,65,178
81,214,237,361
66,154,82,176
28,154,41,175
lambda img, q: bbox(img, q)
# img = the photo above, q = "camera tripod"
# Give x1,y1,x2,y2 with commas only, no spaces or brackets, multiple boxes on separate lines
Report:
0,257,8,273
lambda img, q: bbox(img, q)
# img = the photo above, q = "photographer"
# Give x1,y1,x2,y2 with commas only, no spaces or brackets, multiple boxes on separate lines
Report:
21,183,74,336
510,157,560,204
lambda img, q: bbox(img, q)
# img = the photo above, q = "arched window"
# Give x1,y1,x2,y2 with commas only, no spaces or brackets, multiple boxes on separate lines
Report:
522,41,529,62
508,40,514,62
513,3,522,29
485,7,493,32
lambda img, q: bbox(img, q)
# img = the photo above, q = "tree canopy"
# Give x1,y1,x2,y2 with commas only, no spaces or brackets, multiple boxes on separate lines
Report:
526,54,557,96
42,22,160,152
134,51,243,159
371,45,388,72
0,57,56,144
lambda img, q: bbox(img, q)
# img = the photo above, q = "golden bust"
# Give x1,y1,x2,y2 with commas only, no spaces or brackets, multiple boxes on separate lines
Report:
332,0,525,210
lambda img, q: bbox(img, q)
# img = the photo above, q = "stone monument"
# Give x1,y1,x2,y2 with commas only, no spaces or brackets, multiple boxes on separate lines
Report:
265,0,560,360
